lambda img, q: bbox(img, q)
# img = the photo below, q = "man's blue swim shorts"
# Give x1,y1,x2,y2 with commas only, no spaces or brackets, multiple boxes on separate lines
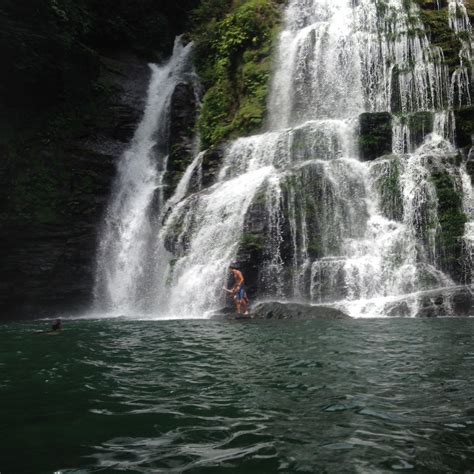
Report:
235,285,246,300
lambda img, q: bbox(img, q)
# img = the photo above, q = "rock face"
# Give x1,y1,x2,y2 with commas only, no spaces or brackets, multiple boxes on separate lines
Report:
385,286,473,317
405,111,434,149
468,147,474,184
234,198,269,300
0,148,116,320
211,301,351,320
200,146,226,189
454,106,474,151
415,0,448,9
417,287,473,317
359,112,393,160
0,55,151,321
164,82,199,199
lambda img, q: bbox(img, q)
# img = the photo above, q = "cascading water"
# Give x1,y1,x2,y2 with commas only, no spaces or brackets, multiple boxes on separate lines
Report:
94,39,198,313
97,1,473,318
448,0,473,108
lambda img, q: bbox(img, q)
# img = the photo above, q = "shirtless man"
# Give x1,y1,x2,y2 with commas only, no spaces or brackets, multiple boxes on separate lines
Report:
224,265,249,315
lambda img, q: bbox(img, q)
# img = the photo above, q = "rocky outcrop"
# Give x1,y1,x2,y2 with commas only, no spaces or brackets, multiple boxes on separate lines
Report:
468,147,474,184
385,286,473,317
429,159,469,283
0,55,151,321
164,82,199,200
359,112,393,161
406,111,434,148
414,1,448,10
234,195,269,299
416,287,473,317
210,301,351,320
200,146,226,189
454,106,474,151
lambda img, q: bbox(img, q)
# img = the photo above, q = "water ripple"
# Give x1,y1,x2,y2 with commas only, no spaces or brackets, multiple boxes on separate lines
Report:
1,318,474,472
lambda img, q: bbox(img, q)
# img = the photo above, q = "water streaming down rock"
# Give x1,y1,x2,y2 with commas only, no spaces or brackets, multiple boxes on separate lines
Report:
268,0,365,128
152,0,470,318
447,1,474,288
94,39,198,313
159,164,279,315
461,162,474,282
98,1,472,318
165,151,205,207
448,0,473,109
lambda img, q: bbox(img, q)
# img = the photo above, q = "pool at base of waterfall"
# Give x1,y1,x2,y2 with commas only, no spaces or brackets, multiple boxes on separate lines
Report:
1,317,474,473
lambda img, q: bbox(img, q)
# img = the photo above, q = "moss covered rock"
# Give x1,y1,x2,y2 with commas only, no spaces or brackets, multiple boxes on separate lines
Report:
359,112,393,160
454,106,474,150
430,167,468,282
370,155,404,221
417,7,462,73
410,112,434,147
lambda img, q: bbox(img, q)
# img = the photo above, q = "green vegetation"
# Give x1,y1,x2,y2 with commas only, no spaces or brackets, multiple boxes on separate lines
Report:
192,0,282,149
372,158,404,221
239,233,265,253
398,111,435,148
430,169,468,273
1,0,282,224
416,4,463,73
408,112,433,137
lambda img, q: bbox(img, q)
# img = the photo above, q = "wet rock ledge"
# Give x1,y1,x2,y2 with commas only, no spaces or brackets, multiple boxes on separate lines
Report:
211,301,351,320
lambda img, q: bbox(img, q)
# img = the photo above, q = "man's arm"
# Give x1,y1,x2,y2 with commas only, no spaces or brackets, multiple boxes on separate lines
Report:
224,270,239,293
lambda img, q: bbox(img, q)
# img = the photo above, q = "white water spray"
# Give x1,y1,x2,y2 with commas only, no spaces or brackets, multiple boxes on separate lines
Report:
97,1,473,318
95,39,196,313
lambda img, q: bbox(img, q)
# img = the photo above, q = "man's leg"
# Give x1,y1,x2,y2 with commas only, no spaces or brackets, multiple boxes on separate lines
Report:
241,291,249,315
234,297,241,314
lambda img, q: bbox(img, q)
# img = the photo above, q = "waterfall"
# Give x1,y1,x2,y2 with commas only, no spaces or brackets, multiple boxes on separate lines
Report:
461,163,474,282
161,0,465,317
96,1,473,318
448,0,473,109
94,39,197,313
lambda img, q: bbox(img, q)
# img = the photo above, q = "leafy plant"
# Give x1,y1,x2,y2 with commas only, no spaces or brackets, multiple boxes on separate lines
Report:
193,0,281,149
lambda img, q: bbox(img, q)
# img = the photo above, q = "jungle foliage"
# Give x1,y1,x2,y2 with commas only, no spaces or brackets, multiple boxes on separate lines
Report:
191,0,282,149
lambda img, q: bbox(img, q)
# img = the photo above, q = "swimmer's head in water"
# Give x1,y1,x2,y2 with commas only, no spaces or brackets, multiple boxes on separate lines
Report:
51,319,62,331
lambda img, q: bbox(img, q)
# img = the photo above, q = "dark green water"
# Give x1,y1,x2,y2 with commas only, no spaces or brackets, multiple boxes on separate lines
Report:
1,318,474,473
